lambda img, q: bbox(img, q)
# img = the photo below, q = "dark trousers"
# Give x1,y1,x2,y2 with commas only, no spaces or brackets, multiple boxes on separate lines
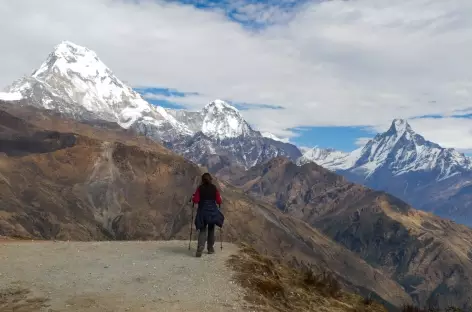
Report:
197,223,215,251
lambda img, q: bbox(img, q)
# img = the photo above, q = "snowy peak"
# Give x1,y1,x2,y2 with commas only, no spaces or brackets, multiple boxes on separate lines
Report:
5,41,189,132
295,118,472,182
32,41,106,81
296,146,356,170
380,119,416,144
388,119,412,135
354,119,471,180
203,99,238,113
201,100,256,140
32,41,120,91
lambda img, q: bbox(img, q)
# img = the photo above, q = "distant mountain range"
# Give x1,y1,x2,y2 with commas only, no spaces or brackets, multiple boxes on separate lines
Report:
1,40,472,226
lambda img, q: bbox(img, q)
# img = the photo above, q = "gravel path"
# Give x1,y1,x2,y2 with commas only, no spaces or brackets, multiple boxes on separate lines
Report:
0,240,250,312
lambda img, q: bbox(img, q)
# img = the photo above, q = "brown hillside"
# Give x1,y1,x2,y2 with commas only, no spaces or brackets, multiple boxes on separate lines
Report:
228,157,472,310
0,102,411,308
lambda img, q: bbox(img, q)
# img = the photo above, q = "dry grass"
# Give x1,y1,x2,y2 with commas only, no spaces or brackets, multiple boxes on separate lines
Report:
227,243,388,312
0,287,50,312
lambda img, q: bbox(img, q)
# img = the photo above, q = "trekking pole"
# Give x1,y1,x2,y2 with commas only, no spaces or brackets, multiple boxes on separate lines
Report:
219,204,223,251
188,202,194,250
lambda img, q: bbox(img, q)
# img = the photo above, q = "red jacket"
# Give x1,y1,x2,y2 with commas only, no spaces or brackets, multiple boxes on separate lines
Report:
192,185,222,205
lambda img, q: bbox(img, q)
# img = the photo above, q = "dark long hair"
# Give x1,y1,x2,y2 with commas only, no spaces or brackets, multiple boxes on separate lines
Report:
201,172,213,185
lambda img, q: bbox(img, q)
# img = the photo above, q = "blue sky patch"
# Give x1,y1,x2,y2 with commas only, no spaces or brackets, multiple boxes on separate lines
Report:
451,113,472,119
145,98,187,109
134,87,199,98
411,114,444,119
166,0,310,28
285,126,374,151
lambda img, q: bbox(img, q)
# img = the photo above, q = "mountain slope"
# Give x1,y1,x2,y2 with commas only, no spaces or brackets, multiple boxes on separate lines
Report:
297,119,472,226
0,102,411,308
229,157,472,310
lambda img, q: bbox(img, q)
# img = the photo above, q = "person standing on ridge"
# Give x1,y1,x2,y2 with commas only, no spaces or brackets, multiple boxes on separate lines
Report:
191,173,224,257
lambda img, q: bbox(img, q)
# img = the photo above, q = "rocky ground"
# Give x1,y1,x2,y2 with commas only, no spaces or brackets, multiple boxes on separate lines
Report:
0,240,250,312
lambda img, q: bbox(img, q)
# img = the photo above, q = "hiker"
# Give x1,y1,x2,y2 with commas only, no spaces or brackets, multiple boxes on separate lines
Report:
192,172,224,257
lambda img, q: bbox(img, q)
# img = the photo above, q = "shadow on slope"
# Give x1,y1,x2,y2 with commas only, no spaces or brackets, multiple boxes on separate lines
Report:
227,157,472,310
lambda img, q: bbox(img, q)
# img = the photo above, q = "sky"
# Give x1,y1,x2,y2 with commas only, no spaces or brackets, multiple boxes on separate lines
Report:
1,0,472,153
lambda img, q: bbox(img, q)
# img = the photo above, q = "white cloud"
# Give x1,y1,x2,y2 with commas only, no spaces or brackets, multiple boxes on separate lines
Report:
1,0,472,150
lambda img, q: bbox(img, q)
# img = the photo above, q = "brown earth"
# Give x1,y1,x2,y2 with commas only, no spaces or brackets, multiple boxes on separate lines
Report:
227,157,472,310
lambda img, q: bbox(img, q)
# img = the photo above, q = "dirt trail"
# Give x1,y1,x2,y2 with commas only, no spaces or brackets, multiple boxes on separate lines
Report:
0,240,250,312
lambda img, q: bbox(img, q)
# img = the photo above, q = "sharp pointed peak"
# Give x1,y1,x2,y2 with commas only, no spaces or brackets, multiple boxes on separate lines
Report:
31,41,107,79
43,41,102,70
52,41,95,56
387,118,413,135
204,99,239,112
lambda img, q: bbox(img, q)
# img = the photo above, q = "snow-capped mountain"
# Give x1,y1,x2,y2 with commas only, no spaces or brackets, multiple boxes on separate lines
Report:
297,119,472,226
298,119,472,181
2,41,302,169
5,41,194,142
165,100,301,168
296,146,355,169
201,100,257,140
350,119,472,180
166,99,258,140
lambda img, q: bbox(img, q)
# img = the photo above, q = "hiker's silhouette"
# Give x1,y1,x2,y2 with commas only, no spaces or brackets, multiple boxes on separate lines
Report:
190,173,224,257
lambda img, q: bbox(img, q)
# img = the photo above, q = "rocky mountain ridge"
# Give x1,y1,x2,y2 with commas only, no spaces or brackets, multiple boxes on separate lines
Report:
227,156,472,310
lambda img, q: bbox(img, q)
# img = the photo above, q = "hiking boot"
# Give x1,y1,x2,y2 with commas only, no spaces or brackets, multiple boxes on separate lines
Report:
207,246,215,254
196,247,204,257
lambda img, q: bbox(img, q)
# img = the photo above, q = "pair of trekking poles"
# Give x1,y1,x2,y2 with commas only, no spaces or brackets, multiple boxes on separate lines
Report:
187,198,223,251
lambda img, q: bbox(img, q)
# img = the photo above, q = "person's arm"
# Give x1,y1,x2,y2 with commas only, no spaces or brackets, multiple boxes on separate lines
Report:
215,189,222,205
192,187,200,204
